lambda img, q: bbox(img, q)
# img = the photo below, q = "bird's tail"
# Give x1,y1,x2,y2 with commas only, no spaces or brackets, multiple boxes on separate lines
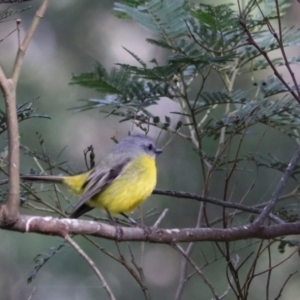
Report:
21,175,65,184
21,172,91,196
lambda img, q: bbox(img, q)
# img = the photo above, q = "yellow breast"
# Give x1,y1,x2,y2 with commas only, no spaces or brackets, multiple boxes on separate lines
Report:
88,154,157,214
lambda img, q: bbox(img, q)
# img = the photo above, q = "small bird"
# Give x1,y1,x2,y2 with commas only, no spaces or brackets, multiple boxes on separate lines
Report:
21,135,162,219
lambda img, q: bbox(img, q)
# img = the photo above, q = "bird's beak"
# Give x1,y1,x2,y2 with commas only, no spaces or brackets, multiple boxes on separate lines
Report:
155,148,163,155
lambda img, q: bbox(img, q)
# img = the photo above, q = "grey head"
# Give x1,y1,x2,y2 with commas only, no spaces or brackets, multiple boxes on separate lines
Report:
113,135,162,159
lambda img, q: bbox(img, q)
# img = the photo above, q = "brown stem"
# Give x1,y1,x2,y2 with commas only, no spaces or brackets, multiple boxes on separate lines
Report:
0,70,19,223
0,0,50,225
253,145,300,227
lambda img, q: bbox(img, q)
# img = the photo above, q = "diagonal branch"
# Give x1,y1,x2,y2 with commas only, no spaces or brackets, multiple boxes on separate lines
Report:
174,244,219,299
11,0,49,83
65,234,116,300
238,17,300,103
253,145,300,227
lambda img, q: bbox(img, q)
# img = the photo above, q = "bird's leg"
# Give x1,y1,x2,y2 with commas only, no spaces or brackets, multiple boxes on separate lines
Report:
106,209,123,240
120,213,138,225
121,213,152,236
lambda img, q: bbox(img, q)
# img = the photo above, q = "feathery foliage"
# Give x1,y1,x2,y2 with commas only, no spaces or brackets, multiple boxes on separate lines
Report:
70,0,300,226
71,0,300,145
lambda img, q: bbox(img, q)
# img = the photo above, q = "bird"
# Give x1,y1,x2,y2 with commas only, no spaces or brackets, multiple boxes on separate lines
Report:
21,135,162,219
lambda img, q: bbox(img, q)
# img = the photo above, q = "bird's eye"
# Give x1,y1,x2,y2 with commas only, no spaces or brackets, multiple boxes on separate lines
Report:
148,144,153,151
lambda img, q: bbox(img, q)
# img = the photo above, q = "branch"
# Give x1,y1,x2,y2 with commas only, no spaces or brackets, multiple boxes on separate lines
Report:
11,0,49,82
175,244,219,299
274,271,298,300
153,189,283,224
253,145,300,227
0,0,31,2
255,0,300,100
4,214,300,242
0,0,49,224
65,234,116,300
0,66,19,223
238,17,300,103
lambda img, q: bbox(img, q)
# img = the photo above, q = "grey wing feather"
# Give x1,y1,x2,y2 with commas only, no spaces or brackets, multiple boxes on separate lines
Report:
70,169,110,215
70,158,131,217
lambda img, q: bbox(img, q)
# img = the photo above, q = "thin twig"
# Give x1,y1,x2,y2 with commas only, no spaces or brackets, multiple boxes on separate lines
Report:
27,287,36,300
174,201,205,300
218,255,239,300
16,19,21,48
253,145,300,227
113,240,151,300
11,0,49,82
238,17,300,103
266,241,272,300
254,248,299,277
153,208,168,228
128,244,151,300
241,240,265,295
64,234,116,300
153,189,284,224
174,244,220,300
274,271,298,300
184,19,249,55
174,243,191,300
255,0,300,100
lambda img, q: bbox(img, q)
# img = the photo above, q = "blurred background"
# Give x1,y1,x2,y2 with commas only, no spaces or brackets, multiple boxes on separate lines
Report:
1,0,300,299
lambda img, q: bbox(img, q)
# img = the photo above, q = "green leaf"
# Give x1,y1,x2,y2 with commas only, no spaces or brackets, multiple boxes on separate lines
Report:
114,0,189,39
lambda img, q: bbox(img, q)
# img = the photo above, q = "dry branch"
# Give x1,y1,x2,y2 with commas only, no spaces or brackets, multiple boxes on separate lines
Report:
4,214,300,243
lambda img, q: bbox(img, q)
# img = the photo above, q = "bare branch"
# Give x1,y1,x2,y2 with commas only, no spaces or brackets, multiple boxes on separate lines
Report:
27,287,36,300
0,66,19,223
153,189,284,224
153,208,168,228
253,145,300,227
4,214,300,242
0,0,49,224
127,245,150,300
0,0,31,2
274,271,298,300
238,17,300,103
254,0,300,99
11,0,49,82
16,19,21,48
174,244,219,299
254,248,299,277
64,234,116,300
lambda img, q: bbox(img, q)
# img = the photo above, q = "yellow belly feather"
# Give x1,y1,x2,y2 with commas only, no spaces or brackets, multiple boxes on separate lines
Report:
62,154,157,215
88,154,157,214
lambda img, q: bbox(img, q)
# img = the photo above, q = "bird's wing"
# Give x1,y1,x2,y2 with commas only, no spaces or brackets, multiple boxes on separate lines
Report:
69,158,131,218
